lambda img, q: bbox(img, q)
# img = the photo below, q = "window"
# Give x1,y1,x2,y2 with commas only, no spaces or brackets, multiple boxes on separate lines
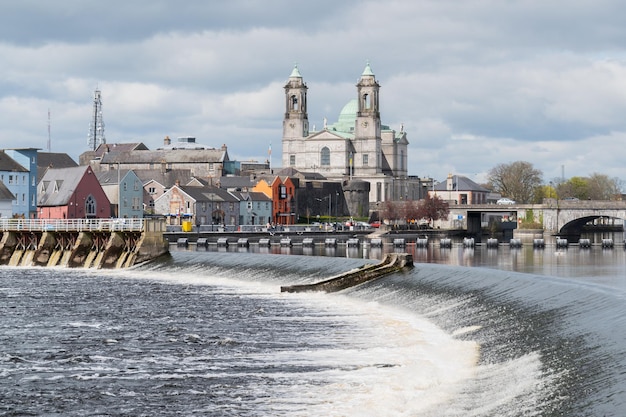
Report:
291,94,298,111
289,154,296,166
32,176,35,186
85,195,96,217
363,154,369,166
8,175,13,185
132,197,141,210
320,147,330,166
363,93,371,109
148,187,156,195
134,180,140,191
123,182,127,191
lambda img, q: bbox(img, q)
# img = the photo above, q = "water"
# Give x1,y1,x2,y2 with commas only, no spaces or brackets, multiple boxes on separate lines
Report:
1,242,625,416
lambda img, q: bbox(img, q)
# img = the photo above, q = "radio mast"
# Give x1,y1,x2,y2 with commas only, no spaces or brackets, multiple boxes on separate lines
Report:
87,88,106,151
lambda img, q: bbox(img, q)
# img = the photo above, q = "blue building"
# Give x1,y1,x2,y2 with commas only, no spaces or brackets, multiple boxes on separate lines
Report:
0,149,38,218
97,169,144,218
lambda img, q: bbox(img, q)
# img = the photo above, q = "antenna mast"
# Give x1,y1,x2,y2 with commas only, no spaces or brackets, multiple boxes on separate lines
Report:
87,88,106,151
47,108,51,152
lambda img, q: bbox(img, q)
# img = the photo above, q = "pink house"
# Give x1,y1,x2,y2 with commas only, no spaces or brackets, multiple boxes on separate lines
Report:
37,165,111,219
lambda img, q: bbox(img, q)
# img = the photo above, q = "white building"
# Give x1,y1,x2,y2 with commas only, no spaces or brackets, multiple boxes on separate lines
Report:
281,63,419,204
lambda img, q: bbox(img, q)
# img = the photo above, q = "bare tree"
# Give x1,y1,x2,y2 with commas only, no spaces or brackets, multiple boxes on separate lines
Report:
488,161,543,203
587,173,621,200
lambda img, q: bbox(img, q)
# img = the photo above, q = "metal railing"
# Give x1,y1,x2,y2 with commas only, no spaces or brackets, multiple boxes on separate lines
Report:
0,218,145,233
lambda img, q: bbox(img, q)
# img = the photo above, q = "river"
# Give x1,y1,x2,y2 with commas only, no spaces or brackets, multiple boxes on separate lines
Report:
1,231,624,416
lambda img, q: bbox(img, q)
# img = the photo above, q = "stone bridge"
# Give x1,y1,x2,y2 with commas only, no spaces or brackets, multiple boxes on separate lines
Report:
448,199,626,237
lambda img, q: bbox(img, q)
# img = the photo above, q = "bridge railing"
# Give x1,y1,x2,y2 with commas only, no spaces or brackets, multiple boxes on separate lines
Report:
0,218,145,233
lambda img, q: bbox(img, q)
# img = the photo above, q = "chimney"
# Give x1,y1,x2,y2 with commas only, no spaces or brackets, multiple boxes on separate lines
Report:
175,179,180,187
447,173,454,191
164,136,171,146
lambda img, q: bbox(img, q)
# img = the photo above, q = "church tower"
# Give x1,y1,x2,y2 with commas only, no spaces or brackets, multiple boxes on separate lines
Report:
354,62,381,139
282,64,308,140
282,64,308,169
354,62,382,175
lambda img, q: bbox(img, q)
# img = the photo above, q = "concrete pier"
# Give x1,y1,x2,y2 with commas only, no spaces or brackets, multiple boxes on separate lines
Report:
0,218,169,269
280,253,413,293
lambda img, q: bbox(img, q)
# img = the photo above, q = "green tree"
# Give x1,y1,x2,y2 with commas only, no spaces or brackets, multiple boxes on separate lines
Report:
487,161,543,203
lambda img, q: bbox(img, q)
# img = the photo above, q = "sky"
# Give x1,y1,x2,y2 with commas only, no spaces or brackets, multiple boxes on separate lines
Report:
1,0,626,186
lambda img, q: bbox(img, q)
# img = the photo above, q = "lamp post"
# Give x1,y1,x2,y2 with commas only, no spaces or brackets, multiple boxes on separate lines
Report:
316,194,331,230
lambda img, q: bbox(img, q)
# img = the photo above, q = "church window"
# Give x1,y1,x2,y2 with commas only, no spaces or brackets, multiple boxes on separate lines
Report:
85,195,96,218
320,147,330,166
291,95,299,111
289,154,296,166
363,154,369,166
363,93,371,110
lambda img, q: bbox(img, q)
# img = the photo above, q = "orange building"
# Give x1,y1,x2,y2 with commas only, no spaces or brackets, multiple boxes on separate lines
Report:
253,176,296,225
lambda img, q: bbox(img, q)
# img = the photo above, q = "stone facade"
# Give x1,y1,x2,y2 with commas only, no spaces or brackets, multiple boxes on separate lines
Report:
281,64,421,204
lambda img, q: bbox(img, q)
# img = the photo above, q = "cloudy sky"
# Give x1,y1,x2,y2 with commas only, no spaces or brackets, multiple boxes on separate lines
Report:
1,0,626,185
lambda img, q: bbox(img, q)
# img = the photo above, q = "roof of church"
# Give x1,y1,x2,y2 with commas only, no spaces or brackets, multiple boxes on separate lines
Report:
326,99,393,135
362,62,375,76
290,64,302,78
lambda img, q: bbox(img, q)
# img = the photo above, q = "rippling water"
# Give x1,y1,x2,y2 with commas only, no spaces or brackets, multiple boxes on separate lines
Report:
1,247,625,416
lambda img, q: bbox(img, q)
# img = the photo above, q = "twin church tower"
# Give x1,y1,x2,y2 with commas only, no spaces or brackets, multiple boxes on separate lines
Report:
281,63,412,204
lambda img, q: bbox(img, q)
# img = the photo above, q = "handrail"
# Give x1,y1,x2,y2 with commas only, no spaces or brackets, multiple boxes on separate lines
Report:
0,218,145,233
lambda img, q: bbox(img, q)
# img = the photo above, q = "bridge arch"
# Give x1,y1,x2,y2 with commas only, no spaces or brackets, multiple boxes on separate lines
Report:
559,215,623,236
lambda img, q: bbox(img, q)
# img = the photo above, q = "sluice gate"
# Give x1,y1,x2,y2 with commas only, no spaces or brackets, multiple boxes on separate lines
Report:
0,218,169,269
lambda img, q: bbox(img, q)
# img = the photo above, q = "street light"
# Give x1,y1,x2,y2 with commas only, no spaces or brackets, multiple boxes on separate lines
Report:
316,194,331,229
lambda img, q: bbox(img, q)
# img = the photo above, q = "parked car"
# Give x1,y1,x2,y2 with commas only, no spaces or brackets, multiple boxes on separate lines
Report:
562,197,579,201
497,198,516,205
370,220,381,228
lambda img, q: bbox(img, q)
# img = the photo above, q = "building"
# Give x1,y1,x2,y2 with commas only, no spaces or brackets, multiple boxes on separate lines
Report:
97,169,144,218
37,166,111,219
1,149,39,218
231,190,273,226
133,169,194,215
82,138,230,179
281,63,420,205
0,181,15,218
154,183,240,227
252,176,297,225
429,174,491,205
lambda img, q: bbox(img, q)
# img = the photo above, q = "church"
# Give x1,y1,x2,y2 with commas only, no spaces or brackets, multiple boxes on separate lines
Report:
281,63,420,204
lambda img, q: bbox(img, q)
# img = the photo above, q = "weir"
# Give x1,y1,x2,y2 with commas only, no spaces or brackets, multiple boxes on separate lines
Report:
0,218,169,269
280,253,413,293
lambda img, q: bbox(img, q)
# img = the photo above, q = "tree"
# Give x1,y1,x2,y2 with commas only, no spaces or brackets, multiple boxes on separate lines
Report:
416,194,449,226
398,200,420,223
556,173,621,200
587,173,621,200
379,200,400,223
487,161,543,203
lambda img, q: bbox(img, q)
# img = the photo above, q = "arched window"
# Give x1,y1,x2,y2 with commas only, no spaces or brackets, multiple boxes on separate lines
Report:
85,195,96,218
363,93,371,110
291,95,299,111
320,147,330,166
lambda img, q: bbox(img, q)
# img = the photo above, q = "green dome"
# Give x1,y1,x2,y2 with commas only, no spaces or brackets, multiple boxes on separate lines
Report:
328,99,357,133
